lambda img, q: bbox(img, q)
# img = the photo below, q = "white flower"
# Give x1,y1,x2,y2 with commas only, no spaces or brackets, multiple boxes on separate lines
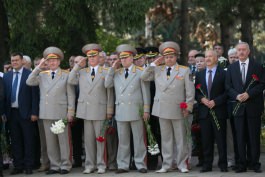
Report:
218,56,227,63
50,119,67,134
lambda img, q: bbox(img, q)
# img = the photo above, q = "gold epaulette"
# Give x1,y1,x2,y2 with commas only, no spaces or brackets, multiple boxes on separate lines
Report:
179,65,188,69
115,68,122,73
136,66,144,71
103,67,109,71
61,69,70,73
40,70,49,74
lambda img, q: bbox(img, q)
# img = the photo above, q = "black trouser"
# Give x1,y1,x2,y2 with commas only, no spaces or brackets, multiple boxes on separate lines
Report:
10,108,36,170
234,112,261,170
71,118,84,165
199,116,227,169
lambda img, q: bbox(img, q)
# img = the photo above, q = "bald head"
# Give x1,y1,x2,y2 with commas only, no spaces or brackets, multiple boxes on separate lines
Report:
188,50,198,65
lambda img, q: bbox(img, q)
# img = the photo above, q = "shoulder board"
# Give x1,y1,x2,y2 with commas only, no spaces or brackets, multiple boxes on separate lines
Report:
115,68,122,73
179,65,188,69
103,67,109,71
136,66,144,71
80,67,87,71
61,70,70,73
40,70,49,74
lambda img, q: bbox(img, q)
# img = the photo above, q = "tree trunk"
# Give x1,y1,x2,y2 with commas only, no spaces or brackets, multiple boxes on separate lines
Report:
179,0,190,65
220,20,231,58
239,0,254,58
0,0,10,66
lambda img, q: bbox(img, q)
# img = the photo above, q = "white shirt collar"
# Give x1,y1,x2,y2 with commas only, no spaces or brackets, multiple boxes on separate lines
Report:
50,69,58,74
239,58,249,66
13,67,23,74
90,65,99,73
124,64,133,72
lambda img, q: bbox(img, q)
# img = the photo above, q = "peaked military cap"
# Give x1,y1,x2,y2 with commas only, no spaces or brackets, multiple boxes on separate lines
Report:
43,46,64,60
159,41,180,56
82,44,102,57
145,47,159,58
134,47,146,60
116,44,137,59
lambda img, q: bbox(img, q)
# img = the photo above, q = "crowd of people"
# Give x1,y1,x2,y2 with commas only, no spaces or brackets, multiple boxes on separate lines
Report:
0,41,264,177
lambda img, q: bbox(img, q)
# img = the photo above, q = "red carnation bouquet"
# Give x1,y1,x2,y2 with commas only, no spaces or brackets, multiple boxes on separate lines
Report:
233,74,259,116
96,120,109,143
196,84,220,130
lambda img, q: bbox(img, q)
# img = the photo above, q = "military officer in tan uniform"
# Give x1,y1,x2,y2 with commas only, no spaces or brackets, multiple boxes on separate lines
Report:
105,44,150,173
26,47,75,175
68,44,114,174
141,41,195,173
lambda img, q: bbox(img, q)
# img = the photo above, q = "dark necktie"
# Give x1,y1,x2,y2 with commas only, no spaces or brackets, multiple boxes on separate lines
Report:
125,68,129,79
11,72,19,103
51,71,55,79
167,67,171,80
241,63,246,84
192,65,196,74
207,70,212,99
91,68,95,81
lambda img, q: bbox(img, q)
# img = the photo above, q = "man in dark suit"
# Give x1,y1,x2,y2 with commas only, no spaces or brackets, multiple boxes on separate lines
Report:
226,42,264,173
2,52,39,175
195,50,228,172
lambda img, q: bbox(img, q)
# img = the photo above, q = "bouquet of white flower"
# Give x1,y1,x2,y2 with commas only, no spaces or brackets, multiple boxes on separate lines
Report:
50,119,68,134
145,121,160,155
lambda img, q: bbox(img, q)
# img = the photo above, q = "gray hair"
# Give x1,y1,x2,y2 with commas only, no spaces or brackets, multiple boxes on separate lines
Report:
23,55,32,63
228,48,237,56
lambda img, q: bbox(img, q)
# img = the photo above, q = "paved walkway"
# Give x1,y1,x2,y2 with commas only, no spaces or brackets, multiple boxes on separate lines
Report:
3,153,265,177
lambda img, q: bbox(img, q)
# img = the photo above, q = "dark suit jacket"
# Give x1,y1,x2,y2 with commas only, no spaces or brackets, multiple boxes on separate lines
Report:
225,59,265,117
195,66,227,119
3,68,39,119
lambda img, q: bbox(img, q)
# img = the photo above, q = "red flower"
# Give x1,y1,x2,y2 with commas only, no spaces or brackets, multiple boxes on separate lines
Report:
180,102,188,109
196,84,202,89
252,74,259,81
191,124,201,132
96,136,105,142
106,127,116,134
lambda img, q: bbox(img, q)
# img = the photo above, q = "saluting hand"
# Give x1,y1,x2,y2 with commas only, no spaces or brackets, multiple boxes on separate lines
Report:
154,56,164,66
77,56,87,68
112,59,121,69
38,58,48,70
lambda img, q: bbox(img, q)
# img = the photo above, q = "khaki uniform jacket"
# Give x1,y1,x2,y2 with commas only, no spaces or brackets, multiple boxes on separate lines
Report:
141,64,194,119
68,65,114,120
105,65,150,121
26,67,75,119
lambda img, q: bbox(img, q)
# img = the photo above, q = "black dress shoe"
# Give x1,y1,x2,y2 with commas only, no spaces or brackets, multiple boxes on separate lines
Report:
10,168,23,175
196,162,203,167
60,169,69,174
138,168,147,173
220,168,228,172
3,164,9,170
116,169,129,174
72,163,82,168
235,167,247,173
25,169,33,175
46,169,60,175
254,168,262,173
200,168,212,173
